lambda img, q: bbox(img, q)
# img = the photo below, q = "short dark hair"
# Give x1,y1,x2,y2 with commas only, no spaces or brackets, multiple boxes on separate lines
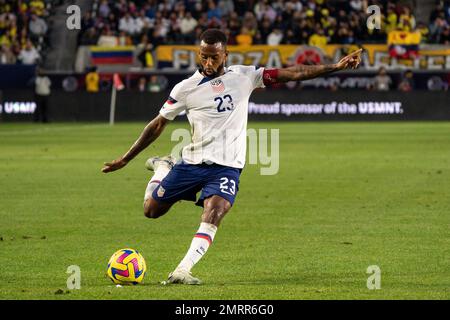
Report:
199,29,227,47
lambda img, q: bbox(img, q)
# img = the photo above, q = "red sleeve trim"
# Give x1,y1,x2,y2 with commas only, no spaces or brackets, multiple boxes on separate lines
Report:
263,68,279,86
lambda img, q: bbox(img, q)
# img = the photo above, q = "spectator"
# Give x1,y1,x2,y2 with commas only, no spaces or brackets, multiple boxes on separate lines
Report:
138,43,155,68
427,75,449,91
429,2,445,22
336,26,352,44
218,0,234,17
18,40,40,65
148,75,161,92
85,66,99,93
158,0,173,13
299,29,310,44
236,27,252,46
98,0,111,18
135,9,152,35
417,22,430,43
79,27,98,46
154,12,171,38
439,25,450,44
385,8,399,33
167,12,182,42
207,1,222,21
97,29,118,46
267,28,283,45
398,70,415,92
242,11,258,35
29,14,48,38
429,14,449,43
258,17,272,42
342,30,356,44
33,67,51,123
349,0,364,12
398,79,412,92
118,31,132,46
309,28,328,47
138,76,147,92
106,13,119,31
119,12,138,36
398,7,416,32
254,1,277,22
136,34,149,51
29,0,46,16
81,11,95,31
180,11,198,42
283,29,299,44
252,30,264,44
115,0,130,16
372,67,392,91
0,44,16,64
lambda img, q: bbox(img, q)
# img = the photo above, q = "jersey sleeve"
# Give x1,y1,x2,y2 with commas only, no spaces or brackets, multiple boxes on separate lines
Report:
159,81,187,120
231,65,266,90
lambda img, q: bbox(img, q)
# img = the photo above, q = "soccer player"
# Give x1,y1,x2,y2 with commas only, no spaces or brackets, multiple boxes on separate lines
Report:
102,29,362,285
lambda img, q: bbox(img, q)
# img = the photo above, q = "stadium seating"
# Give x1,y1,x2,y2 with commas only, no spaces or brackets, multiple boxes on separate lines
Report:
0,0,60,65
1,1,449,67
76,0,450,49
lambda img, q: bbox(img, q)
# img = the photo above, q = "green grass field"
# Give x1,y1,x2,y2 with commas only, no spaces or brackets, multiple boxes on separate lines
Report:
0,121,449,300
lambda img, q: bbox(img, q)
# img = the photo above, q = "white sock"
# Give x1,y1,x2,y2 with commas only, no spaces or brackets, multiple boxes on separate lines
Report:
176,222,218,272
144,164,171,202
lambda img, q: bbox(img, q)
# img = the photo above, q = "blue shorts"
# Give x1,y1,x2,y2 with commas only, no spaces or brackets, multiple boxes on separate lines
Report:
152,161,242,207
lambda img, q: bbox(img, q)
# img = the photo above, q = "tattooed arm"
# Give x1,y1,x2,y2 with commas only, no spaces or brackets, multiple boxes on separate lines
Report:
263,49,363,84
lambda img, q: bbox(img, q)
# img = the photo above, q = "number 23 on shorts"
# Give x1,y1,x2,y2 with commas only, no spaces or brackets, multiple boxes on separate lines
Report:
219,177,236,195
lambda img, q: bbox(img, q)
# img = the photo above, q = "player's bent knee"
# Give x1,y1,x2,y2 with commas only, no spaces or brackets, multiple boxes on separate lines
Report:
144,198,170,219
143,199,161,219
144,207,162,219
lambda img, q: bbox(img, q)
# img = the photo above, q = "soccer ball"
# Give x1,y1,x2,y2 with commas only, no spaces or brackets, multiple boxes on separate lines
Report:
106,248,147,285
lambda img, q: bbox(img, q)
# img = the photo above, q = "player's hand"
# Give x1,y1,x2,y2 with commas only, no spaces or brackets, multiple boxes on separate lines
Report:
102,158,128,173
335,49,363,70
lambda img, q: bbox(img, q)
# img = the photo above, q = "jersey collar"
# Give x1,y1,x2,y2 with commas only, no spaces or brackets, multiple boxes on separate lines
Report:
195,67,230,86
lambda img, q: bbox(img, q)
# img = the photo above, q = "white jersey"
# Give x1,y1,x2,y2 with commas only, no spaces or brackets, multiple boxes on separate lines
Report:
159,65,265,169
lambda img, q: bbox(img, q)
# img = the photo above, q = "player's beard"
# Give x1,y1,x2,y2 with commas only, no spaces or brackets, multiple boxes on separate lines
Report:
200,62,225,79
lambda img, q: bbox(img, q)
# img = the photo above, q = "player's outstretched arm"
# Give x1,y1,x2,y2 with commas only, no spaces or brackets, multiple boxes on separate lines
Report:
273,49,363,83
102,115,170,173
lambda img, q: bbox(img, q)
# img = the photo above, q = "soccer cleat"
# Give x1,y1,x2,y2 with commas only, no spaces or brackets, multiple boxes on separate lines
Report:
145,155,177,171
163,269,202,285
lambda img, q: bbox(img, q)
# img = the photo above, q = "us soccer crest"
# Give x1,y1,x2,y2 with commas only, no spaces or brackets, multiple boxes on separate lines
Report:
210,79,225,93
157,186,165,197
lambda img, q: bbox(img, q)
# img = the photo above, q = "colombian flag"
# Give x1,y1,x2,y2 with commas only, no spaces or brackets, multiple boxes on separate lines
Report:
388,31,421,59
90,46,134,65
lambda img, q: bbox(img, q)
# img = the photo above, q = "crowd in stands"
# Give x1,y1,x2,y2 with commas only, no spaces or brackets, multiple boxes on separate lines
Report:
428,0,450,44
0,0,57,65
77,0,450,50
1,0,449,69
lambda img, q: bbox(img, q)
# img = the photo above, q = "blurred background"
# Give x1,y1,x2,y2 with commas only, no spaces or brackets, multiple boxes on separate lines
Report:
0,0,449,122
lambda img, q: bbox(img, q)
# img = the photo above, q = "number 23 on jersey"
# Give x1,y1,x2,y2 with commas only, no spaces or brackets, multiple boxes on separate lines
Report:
214,95,234,113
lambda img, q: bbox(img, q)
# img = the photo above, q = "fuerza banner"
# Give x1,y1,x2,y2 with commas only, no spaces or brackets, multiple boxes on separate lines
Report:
155,44,450,71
